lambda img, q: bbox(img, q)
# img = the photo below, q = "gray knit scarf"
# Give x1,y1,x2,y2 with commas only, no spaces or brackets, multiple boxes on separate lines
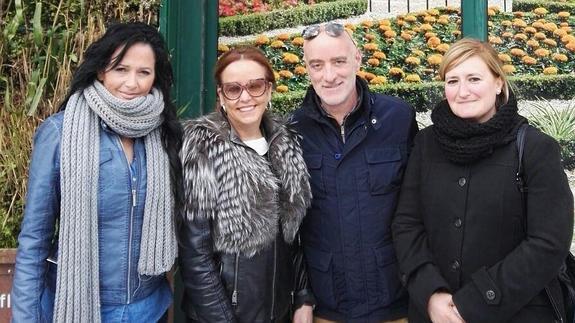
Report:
55,81,176,322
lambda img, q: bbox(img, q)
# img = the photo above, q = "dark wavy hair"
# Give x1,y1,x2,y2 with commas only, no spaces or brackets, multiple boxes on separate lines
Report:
61,22,183,215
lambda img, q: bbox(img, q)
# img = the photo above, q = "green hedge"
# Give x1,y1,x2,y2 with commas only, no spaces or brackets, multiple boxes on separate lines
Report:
219,0,367,36
513,0,575,14
271,74,575,115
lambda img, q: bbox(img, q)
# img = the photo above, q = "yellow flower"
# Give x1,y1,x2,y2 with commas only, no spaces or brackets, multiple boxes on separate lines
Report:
502,32,514,39
566,42,575,52
405,56,421,65
294,65,307,75
384,30,397,38
488,8,496,16
363,43,379,52
427,36,441,48
452,30,462,37
405,74,421,82
512,19,527,28
217,43,230,52
424,32,437,39
364,72,376,81
361,20,374,28
554,29,568,38
532,21,545,30
552,53,568,62
436,43,450,53
502,64,516,74
526,39,540,48
533,7,548,16
427,8,440,16
514,11,524,18
501,20,512,27
562,35,575,44
424,16,436,24
276,85,289,93
379,24,392,32
510,48,526,57
498,53,512,63
396,19,406,27
489,36,503,45
367,58,380,67
524,26,537,34
379,19,391,26
370,76,387,85
405,15,417,22
345,23,356,31
437,17,450,25
514,33,528,41
543,38,557,47
373,51,386,59
357,70,368,80
271,40,285,48
543,23,558,32
427,54,443,66
534,32,546,40
282,52,300,64
292,37,304,46
543,66,558,75
255,35,270,45
558,11,570,19
365,33,377,41
412,49,426,57
420,23,433,32
388,67,404,77
521,56,537,65
534,48,550,57
561,26,572,33
401,32,413,41
274,71,280,80
278,70,294,78
276,33,290,41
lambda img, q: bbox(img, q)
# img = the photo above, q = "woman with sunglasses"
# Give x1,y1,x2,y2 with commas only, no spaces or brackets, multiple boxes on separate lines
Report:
178,46,315,323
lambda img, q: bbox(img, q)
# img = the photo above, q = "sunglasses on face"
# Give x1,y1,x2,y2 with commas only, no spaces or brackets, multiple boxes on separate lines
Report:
220,78,270,100
302,22,346,40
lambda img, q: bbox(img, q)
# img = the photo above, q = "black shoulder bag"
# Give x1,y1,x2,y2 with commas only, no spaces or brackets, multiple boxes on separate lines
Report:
516,123,575,323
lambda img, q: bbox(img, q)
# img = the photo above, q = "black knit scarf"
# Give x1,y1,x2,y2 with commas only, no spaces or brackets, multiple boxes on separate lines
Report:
431,93,528,164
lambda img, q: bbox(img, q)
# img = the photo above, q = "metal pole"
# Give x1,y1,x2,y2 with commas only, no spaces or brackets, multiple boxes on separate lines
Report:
461,0,488,41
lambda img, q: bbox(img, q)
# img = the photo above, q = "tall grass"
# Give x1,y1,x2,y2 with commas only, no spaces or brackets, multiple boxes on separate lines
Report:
0,0,160,247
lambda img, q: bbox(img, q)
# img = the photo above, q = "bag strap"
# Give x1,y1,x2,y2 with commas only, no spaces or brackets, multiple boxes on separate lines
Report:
516,123,529,232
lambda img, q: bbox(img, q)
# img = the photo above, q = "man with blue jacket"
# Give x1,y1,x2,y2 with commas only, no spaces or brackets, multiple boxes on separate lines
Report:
291,22,418,322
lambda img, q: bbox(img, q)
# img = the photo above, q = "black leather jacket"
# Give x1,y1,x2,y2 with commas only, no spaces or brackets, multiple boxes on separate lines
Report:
179,218,314,322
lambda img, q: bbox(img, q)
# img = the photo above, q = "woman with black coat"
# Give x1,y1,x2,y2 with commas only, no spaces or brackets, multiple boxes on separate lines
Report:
178,47,314,323
392,38,574,323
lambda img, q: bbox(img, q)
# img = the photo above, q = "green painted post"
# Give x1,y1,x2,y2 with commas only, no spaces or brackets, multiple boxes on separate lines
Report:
461,0,488,41
160,0,218,119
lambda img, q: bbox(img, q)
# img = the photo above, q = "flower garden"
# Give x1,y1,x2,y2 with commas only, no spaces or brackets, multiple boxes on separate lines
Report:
219,5,575,95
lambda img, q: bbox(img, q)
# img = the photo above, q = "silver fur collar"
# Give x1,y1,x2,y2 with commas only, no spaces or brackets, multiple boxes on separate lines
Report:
181,111,311,256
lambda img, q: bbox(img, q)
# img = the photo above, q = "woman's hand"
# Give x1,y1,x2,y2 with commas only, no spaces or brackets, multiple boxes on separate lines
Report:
292,304,313,323
428,292,466,323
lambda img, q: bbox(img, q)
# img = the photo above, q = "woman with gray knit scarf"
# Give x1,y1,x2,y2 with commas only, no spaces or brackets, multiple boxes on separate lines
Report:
178,47,314,323
11,22,183,322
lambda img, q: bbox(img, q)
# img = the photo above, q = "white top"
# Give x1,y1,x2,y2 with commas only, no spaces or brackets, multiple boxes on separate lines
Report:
243,137,269,156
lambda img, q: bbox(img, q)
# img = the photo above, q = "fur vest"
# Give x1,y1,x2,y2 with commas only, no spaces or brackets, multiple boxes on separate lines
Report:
181,111,311,257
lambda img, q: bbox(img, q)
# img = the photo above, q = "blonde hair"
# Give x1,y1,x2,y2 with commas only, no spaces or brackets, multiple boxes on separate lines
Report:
438,38,510,107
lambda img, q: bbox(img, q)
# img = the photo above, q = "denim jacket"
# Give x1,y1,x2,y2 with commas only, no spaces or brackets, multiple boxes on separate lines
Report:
11,111,167,322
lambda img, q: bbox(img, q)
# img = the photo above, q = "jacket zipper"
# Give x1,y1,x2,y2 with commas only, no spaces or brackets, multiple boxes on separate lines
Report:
545,286,564,323
116,136,136,304
340,124,346,144
231,252,239,307
270,240,277,321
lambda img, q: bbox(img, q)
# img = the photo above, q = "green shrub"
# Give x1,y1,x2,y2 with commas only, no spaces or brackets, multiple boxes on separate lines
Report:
513,0,575,14
525,98,575,169
271,74,575,115
219,0,367,36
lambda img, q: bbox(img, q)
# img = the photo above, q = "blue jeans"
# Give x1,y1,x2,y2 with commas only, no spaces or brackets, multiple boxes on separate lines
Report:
39,280,172,322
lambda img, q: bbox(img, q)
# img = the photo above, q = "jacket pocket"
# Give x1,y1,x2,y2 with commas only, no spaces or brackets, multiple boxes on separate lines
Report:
304,154,326,199
305,247,336,309
374,244,403,306
365,148,402,195
98,149,116,193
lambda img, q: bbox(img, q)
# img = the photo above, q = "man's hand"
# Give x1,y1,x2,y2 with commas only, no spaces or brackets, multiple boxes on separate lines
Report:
428,292,465,323
292,304,313,323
